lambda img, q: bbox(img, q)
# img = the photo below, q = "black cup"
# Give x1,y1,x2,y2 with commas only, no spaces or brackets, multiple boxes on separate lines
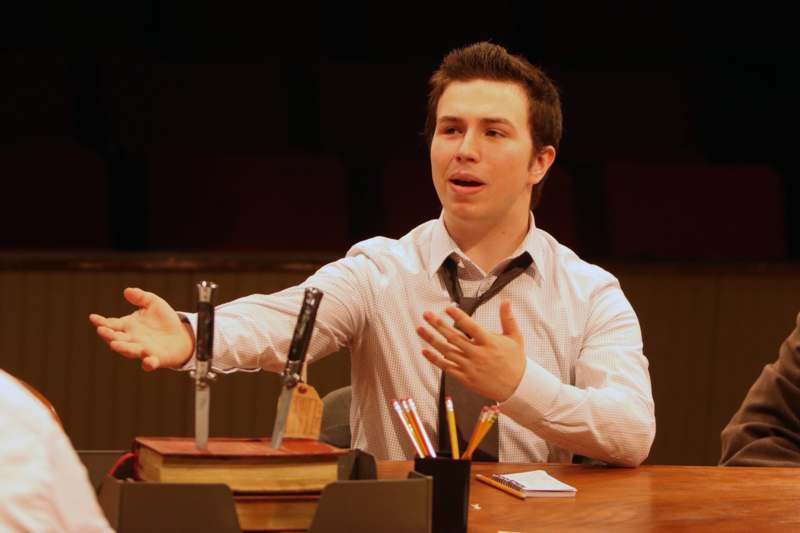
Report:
414,456,471,533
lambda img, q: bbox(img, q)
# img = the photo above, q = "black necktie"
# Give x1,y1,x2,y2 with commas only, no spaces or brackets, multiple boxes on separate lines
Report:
437,252,533,461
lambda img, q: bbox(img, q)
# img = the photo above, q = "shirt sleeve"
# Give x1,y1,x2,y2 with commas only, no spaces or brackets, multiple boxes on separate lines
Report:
181,254,370,374
0,376,113,533
719,314,800,466
45,423,116,532
500,278,656,466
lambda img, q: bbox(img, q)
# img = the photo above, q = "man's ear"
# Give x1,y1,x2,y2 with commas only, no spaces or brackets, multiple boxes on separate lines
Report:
528,145,556,185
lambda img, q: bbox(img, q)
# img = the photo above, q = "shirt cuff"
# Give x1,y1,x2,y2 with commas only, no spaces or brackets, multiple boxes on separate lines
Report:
499,358,562,425
177,312,198,371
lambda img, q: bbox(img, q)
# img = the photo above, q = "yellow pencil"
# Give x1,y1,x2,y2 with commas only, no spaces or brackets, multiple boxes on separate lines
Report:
445,395,459,459
472,406,498,450
461,406,489,460
462,406,500,460
475,474,526,499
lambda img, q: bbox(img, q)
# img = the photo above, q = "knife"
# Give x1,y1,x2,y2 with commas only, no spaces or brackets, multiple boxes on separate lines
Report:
191,280,217,450
271,287,324,448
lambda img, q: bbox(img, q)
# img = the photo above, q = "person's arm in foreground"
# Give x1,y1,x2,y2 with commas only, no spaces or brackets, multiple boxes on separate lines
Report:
0,371,114,532
720,313,800,466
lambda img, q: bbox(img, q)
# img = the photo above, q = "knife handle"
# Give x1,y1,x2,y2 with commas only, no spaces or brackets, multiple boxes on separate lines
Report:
196,281,217,363
287,287,324,365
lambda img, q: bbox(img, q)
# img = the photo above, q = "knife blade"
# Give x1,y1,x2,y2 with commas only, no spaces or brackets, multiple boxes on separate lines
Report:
271,287,324,448
195,383,210,449
192,280,217,450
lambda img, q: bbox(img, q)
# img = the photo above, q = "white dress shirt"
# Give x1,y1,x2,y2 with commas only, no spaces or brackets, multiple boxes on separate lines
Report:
0,370,114,533
184,214,656,465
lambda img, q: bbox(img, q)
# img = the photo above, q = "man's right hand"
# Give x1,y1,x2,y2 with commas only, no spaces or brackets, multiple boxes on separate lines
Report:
89,287,195,371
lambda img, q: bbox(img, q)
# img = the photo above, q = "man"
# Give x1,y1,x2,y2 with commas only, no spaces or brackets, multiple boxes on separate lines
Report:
0,370,114,532
720,313,800,466
90,42,655,466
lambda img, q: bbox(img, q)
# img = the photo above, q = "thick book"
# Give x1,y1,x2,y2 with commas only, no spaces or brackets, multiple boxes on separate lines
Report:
133,437,347,493
234,493,319,532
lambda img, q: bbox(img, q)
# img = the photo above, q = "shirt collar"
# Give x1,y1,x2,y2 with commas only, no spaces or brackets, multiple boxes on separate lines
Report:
427,212,545,281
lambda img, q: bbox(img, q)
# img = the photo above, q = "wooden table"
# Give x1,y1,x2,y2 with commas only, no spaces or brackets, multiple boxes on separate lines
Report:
378,461,800,532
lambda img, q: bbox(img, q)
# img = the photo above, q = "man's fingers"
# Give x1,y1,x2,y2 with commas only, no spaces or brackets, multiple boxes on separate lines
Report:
88,313,107,327
416,325,457,354
108,317,127,331
421,348,459,371
108,340,147,360
123,287,156,309
89,313,127,331
96,326,131,343
499,300,522,342
422,350,468,384
416,326,468,365
443,307,490,344
422,311,475,352
141,356,161,372
105,338,161,371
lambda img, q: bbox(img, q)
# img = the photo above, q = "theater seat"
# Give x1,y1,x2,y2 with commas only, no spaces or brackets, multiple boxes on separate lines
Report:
320,386,352,449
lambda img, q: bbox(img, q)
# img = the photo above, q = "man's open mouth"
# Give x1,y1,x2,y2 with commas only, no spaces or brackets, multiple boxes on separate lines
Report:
450,178,484,187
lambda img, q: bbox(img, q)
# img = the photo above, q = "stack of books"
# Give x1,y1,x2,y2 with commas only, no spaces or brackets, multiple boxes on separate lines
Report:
134,436,347,531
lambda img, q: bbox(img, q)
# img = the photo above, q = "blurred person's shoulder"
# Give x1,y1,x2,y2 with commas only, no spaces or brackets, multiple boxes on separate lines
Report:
0,370,53,435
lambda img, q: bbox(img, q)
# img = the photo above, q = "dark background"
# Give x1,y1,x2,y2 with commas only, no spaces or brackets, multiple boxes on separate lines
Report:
1,1,797,258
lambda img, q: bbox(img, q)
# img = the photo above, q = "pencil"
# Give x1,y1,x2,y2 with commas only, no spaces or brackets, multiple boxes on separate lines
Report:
445,396,459,459
461,406,489,460
471,406,499,452
475,474,526,499
391,399,425,457
401,399,428,457
407,398,437,458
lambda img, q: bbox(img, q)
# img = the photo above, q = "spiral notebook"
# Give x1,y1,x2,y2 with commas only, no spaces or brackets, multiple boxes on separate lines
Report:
491,470,577,497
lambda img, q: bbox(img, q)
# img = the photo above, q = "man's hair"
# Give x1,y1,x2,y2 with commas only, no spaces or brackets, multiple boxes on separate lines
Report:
423,42,563,208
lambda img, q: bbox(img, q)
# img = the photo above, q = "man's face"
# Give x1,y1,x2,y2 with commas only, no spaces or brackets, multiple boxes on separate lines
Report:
430,79,549,229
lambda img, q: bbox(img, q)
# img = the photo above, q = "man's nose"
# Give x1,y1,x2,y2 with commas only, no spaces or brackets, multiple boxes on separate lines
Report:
455,131,479,163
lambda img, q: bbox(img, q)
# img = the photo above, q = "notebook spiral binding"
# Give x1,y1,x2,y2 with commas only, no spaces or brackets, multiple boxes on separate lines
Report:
491,473,526,492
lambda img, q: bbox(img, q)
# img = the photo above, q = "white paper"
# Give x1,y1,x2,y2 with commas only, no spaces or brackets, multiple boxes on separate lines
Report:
495,470,577,493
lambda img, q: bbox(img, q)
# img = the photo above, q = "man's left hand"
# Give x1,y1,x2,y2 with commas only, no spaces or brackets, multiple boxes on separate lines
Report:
416,300,526,402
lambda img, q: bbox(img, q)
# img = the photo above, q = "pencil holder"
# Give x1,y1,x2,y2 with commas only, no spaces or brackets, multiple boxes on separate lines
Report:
414,456,471,533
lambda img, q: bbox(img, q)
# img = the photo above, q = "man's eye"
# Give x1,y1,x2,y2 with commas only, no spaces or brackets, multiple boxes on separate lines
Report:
441,127,459,135
486,129,503,137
